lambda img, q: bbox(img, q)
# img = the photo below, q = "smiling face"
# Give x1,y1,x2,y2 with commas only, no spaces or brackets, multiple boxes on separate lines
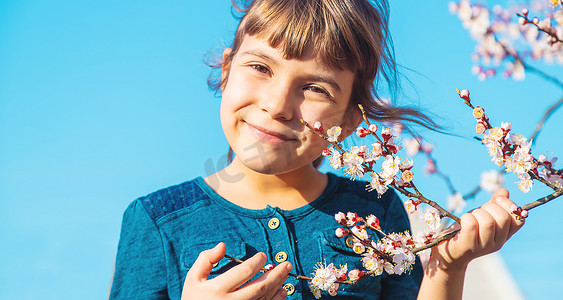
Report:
220,35,358,175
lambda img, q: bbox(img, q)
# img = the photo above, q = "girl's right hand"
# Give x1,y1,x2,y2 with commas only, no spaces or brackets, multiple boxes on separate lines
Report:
181,242,292,300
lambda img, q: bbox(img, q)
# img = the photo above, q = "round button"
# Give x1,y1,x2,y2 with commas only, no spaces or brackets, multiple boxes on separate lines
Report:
268,217,280,229
212,262,219,268
345,237,355,248
283,283,295,295
275,251,288,263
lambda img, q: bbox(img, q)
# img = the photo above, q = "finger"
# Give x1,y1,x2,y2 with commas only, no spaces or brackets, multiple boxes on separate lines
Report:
234,262,292,299
480,202,511,246
185,242,226,282
272,288,288,300
491,188,510,200
212,252,268,292
470,208,497,250
454,213,479,255
492,196,526,238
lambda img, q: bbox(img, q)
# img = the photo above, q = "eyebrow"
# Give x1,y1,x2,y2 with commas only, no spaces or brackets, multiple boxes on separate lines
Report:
305,74,342,93
239,50,278,65
239,50,342,93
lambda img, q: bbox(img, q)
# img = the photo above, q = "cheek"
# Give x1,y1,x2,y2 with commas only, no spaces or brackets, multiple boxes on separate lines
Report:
298,132,330,161
301,104,349,130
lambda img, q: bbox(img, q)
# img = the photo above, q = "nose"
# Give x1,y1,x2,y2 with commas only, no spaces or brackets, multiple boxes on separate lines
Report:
259,81,295,121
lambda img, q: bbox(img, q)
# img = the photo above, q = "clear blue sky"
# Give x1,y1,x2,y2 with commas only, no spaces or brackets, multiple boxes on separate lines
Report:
1,1,561,299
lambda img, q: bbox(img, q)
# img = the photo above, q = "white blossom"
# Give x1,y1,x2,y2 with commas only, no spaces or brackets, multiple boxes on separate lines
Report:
447,193,466,214
480,170,505,193
368,172,389,195
326,126,342,143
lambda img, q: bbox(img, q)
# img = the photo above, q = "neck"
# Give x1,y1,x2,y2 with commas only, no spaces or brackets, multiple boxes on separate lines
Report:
204,159,328,210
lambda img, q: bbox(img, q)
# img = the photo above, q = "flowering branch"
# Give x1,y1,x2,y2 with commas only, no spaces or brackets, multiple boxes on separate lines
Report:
450,1,563,86
223,254,314,281
457,88,563,206
302,107,461,224
517,9,563,45
494,36,563,90
411,230,460,253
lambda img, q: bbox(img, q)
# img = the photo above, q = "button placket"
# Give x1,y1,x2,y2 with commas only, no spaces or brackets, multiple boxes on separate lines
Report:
264,212,300,297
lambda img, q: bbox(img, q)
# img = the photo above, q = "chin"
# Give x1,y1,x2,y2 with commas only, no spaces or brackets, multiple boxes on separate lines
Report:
234,151,309,176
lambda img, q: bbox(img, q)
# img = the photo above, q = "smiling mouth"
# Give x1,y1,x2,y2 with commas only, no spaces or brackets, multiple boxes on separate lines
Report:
245,123,296,144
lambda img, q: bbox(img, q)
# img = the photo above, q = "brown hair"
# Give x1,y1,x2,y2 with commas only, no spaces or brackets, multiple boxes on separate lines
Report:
208,0,439,130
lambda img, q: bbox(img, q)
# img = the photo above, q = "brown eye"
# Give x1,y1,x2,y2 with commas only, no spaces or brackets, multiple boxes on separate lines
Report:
250,64,270,74
305,85,331,98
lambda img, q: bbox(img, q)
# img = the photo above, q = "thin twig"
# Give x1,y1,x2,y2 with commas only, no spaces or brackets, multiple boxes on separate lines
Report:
463,185,482,200
494,36,563,90
521,189,563,211
516,12,563,44
529,96,563,146
412,230,460,254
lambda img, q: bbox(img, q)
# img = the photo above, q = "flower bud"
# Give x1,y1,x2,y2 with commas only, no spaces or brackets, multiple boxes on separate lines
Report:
335,227,349,238
520,209,529,218
521,8,528,16
264,263,275,271
459,89,470,100
532,17,539,25
356,127,370,138
368,124,378,132
334,212,346,224
425,159,437,174
519,17,527,25
313,121,323,132
501,121,512,132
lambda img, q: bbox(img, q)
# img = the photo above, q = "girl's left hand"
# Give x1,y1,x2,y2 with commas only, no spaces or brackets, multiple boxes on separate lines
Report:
430,188,525,272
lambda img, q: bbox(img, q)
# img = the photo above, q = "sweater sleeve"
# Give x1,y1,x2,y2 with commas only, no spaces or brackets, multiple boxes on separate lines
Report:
110,199,169,299
380,191,424,300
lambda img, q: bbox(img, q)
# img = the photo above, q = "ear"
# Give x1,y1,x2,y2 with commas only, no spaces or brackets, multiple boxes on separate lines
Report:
221,48,233,91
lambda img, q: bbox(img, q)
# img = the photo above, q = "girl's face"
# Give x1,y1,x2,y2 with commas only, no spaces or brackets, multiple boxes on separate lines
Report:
220,35,356,175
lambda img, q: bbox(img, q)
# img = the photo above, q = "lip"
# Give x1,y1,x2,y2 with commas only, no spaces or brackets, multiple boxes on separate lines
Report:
245,122,296,144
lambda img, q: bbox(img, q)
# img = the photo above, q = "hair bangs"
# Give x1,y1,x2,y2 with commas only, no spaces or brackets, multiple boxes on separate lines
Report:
238,0,363,71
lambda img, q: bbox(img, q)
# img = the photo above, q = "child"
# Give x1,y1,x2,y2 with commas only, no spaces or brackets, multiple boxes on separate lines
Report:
110,0,525,299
